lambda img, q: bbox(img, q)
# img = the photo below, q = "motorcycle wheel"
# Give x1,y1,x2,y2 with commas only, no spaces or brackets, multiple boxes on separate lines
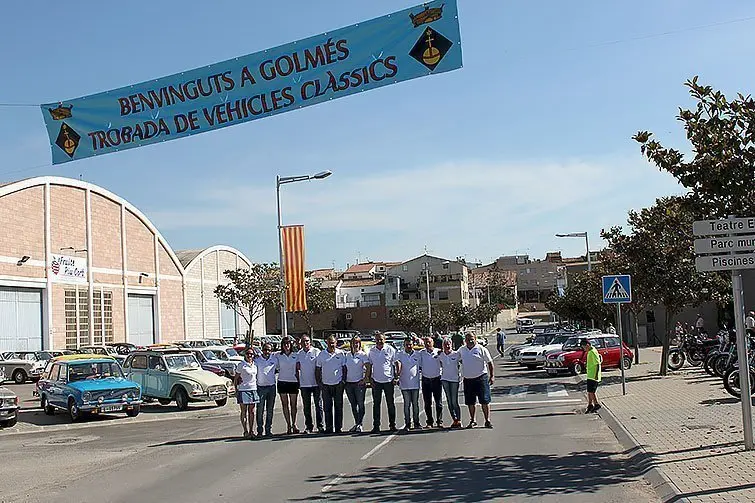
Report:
713,354,730,378
687,349,704,367
703,352,718,376
667,349,685,371
723,368,742,398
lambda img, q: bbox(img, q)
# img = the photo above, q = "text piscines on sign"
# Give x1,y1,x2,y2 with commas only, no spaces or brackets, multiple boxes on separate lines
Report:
695,254,755,272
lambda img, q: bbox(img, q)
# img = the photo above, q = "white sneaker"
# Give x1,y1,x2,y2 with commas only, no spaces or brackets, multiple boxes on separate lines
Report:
355,425,363,433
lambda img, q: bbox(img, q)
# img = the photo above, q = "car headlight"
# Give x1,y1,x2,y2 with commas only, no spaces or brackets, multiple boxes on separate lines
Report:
97,396,104,404
191,382,204,395
2,397,18,407
83,392,92,402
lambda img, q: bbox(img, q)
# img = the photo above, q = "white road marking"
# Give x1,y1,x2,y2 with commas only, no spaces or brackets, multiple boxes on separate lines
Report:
321,473,346,493
360,433,398,461
546,384,569,398
508,386,528,399
490,399,582,406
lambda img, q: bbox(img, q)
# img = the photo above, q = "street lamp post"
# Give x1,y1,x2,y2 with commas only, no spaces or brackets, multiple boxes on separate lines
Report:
276,170,332,338
555,231,593,328
425,262,432,337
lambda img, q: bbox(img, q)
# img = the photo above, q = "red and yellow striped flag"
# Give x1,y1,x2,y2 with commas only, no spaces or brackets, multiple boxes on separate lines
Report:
282,225,307,312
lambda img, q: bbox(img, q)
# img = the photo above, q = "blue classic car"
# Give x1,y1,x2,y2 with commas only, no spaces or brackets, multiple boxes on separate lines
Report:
37,355,142,422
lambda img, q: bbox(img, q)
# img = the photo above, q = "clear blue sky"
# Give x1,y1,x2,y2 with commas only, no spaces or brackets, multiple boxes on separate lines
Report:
2,1,754,269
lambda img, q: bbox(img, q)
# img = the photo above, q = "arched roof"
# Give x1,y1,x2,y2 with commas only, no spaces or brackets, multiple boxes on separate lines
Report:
0,176,184,273
176,245,253,272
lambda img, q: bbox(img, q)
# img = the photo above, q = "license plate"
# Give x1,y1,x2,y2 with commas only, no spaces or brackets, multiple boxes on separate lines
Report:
100,404,122,413
546,369,558,375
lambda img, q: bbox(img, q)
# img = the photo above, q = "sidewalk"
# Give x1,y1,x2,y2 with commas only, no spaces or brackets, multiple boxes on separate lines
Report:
594,348,755,502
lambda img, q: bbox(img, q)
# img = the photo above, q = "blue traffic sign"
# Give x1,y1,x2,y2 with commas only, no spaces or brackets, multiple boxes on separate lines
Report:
602,275,632,304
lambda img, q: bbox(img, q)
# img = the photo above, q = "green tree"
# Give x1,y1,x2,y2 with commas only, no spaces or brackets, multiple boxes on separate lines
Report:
603,196,729,375
391,303,426,333
214,263,284,347
300,279,335,336
634,77,755,219
546,269,612,328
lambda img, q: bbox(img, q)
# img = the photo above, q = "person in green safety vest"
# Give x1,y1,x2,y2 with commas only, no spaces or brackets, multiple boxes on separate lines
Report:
581,339,602,413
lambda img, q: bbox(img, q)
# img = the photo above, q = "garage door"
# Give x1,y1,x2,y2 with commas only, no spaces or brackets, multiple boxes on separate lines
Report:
0,287,43,352
128,294,154,347
220,304,237,341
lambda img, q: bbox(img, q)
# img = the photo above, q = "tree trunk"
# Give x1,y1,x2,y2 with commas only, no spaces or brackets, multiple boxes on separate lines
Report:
245,327,252,349
632,310,640,364
660,309,671,376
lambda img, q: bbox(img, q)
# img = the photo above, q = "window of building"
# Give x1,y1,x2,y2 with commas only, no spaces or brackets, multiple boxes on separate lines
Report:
370,311,377,319
65,288,113,349
439,290,449,300
402,293,410,300
345,313,352,320
442,263,449,269
392,293,397,300
402,265,408,272
415,293,421,300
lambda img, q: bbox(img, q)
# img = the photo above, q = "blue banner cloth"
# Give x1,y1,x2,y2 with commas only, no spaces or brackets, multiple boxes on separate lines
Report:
41,0,462,164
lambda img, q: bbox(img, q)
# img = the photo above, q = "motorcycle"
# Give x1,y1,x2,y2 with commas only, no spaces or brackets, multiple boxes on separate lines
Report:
667,331,719,370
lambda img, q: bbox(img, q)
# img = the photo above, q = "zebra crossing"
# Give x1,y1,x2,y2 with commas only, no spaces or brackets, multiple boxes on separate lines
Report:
491,383,583,406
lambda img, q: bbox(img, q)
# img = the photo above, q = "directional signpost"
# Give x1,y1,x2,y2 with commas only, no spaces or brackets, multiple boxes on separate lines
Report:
694,216,754,451
603,274,631,395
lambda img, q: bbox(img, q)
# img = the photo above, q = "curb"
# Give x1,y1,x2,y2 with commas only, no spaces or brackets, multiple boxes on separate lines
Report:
575,374,689,503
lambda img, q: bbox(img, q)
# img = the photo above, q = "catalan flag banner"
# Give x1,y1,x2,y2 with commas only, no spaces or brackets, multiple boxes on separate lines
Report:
282,225,307,312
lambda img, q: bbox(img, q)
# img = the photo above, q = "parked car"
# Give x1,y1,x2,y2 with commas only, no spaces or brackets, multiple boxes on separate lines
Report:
0,351,50,383
516,318,536,333
37,354,142,422
109,343,138,356
544,336,633,376
185,347,237,378
122,349,231,410
78,345,127,364
512,335,553,363
208,346,243,362
0,373,19,427
517,334,574,369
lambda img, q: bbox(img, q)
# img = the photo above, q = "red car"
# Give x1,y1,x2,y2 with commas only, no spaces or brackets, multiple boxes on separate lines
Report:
544,335,633,376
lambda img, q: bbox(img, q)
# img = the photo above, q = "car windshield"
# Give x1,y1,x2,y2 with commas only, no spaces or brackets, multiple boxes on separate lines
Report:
202,350,220,361
225,348,238,357
164,354,200,370
68,362,124,381
562,338,581,350
206,339,225,346
2,352,38,361
532,336,550,345
210,350,230,361
551,335,571,345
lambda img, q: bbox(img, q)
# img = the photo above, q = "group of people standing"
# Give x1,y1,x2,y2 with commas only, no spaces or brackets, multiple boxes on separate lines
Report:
233,331,495,439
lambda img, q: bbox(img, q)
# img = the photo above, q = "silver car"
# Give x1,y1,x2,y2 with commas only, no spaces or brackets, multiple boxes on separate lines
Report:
0,368,19,427
0,352,50,384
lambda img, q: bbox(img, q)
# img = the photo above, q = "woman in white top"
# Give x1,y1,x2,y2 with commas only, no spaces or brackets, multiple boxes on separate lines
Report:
234,349,260,439
276,336,300,434
438,337,462,429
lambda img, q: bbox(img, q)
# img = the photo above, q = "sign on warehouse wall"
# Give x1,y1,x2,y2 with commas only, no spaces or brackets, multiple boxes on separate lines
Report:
40,0,462,164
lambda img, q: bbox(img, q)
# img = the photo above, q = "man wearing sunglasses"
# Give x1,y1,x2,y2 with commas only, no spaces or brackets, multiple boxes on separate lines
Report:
296,336,324,434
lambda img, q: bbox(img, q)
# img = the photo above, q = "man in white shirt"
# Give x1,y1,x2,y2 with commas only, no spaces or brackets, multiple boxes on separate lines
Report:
296,336,324,434
438,337,462,428
316,335,347,434
365,333,398,433
396,337,422,430
344,336,369,433
458,332,494,429
254,343,278,436
695,314,705,336
746,311,755,337
419,336,443,428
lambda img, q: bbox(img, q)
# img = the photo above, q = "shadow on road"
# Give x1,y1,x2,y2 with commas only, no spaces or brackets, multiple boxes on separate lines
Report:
295,450,650,502
149,435,246,446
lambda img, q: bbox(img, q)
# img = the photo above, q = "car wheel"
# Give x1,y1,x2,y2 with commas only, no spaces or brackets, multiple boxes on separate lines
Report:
215,398,228,407
174,387,189,411
126,406,140,417
1,416,17,428
12,369,27,384
68,398,81,422
573,362,584,375
622,357,632,370
157,398,172,406
41,395,55,416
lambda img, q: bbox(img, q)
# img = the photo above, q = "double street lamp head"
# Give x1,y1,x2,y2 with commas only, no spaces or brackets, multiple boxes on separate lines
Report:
278,170,333,185
555,232,587,238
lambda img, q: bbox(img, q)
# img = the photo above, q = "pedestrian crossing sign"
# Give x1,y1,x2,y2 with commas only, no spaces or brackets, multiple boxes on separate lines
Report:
602,275,632,304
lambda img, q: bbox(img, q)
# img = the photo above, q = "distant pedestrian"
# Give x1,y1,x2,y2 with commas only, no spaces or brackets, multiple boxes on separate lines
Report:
344,336,368,433
365,332,398,433
582,338,602,413
316,335,346,434
254,343,278,437
396,337,421,431
695,314,705,337
235,349,260,439
495,327,506,356
438,337,462,428
419,336,443,428
296,336,324,434
746,311,755,338
276,336,300,435
606,323,616,335
459,332,494,429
